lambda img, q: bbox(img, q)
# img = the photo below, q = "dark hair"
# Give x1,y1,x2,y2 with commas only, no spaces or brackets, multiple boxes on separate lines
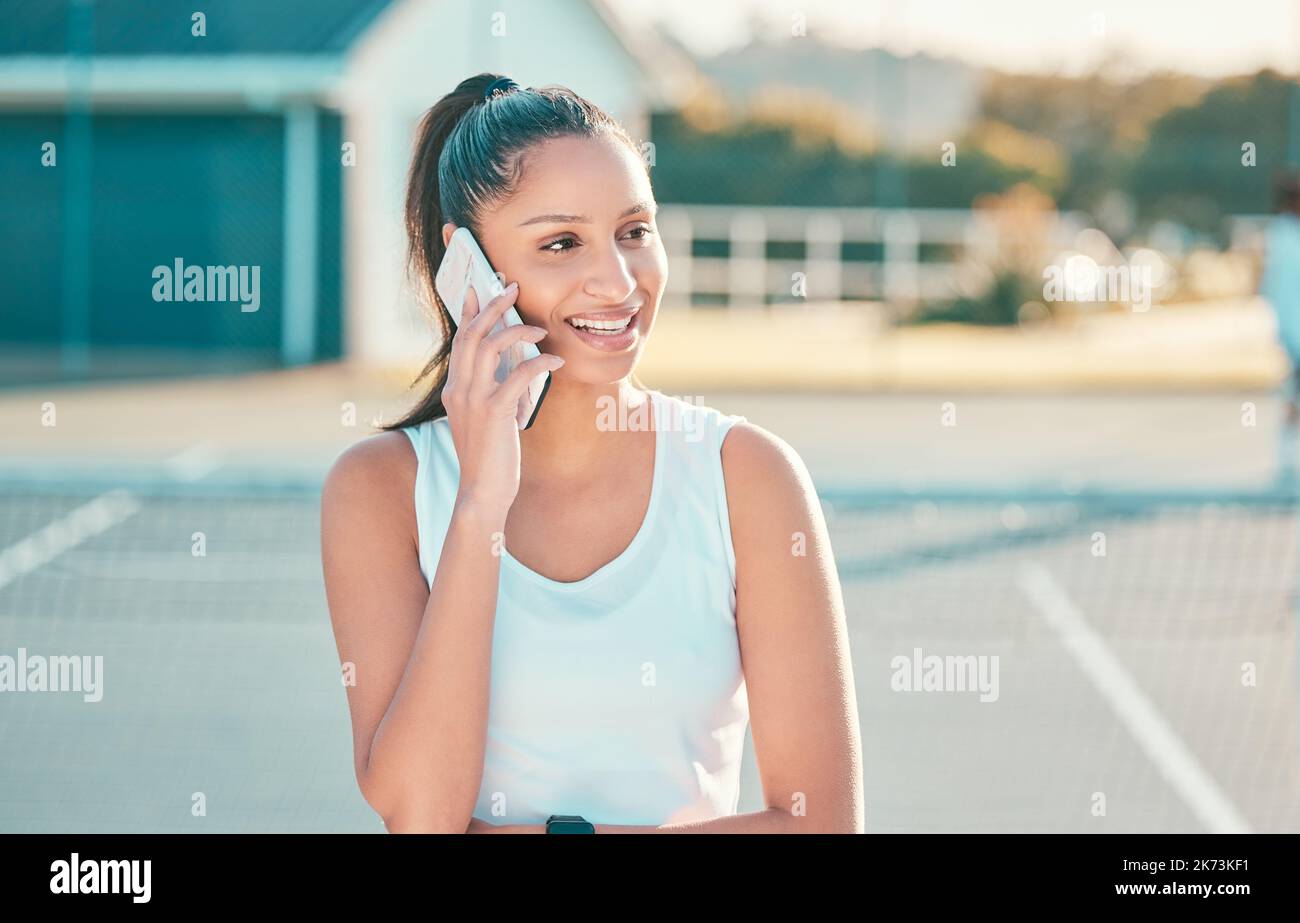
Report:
382,72,647,431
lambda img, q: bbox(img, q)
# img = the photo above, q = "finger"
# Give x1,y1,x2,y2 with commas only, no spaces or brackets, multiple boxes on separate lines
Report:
457,281,520,391
446,285,480,392
461,282,481,325
471,324,548,402
495,351,565,412
480,323,547,373
466,281,520,342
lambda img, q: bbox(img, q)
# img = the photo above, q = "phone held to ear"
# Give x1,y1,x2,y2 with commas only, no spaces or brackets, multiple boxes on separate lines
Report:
435,227,552,430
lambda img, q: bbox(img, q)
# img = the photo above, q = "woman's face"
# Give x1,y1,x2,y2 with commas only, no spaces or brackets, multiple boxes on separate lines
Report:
442,133,666,386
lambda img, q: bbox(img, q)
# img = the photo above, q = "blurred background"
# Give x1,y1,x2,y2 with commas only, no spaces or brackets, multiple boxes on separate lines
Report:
2,0,1298,833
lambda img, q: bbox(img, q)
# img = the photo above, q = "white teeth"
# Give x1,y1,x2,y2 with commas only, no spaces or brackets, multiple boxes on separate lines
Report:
567,314,632,333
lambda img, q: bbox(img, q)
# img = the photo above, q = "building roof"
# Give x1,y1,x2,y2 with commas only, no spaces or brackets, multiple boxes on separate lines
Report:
0,0,700,112
0,0,395,56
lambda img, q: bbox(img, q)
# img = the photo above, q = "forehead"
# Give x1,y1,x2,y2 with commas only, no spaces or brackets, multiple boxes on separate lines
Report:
497,134,652,219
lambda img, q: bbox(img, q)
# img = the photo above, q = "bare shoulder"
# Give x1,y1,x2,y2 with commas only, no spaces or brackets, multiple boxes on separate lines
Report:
321,431,419,543
719,419,838,601
720,420,816,510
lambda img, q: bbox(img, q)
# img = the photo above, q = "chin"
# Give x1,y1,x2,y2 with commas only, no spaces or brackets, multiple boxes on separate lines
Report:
558,354,643,386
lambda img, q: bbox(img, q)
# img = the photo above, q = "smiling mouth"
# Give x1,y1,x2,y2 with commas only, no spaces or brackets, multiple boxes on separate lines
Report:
564,308,639,335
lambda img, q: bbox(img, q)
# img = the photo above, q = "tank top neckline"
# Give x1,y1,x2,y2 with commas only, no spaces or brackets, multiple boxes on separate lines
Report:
498,388,665,593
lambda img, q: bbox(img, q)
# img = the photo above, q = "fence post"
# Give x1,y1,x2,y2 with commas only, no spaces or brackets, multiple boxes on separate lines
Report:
883,210,920,314
806,213,843,307
729,210,767,310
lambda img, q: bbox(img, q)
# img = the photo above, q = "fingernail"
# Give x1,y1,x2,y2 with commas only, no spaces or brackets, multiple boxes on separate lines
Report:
506,281,518,291
551,356,565,366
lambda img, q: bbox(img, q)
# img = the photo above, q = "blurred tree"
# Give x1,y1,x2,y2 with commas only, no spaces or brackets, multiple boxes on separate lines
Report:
649,66,1299,238
1129,69,1295,233
975,67,1209,219
649,107,1039,208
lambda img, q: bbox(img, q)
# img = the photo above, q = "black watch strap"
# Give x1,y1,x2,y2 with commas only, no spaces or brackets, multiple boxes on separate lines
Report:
545,814,595,833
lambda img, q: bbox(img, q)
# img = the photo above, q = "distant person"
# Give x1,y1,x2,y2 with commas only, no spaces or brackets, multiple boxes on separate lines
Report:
1263,173,1300,482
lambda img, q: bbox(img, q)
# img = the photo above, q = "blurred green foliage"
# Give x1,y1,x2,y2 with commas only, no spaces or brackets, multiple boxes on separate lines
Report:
1129,70,1298,230
648,110,1040,208
912,269,1044,326
650,68,1300,237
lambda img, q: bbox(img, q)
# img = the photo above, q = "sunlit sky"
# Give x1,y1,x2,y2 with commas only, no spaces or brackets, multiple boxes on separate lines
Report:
609,0,1300,78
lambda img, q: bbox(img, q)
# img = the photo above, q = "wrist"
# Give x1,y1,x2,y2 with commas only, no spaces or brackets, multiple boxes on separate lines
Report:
452,491,510,529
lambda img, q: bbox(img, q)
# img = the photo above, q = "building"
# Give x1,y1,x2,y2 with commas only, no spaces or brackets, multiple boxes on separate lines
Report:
0,0,695,383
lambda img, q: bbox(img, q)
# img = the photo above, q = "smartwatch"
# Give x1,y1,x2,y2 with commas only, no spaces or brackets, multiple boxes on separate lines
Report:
545,814,595,834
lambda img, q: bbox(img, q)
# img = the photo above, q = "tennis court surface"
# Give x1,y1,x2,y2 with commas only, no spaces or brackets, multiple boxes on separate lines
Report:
2,381,1298,832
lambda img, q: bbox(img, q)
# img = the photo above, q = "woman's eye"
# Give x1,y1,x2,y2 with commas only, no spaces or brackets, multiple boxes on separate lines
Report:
541,236,577,254
540,226,654,255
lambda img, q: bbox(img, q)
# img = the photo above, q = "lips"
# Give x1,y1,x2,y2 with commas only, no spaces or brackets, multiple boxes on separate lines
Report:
563,306,641,350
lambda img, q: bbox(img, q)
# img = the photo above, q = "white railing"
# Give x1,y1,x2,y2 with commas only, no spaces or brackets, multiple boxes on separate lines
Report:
656,203,1087,310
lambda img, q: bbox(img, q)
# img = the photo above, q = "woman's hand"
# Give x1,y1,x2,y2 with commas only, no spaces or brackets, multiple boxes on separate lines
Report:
442,281,565,518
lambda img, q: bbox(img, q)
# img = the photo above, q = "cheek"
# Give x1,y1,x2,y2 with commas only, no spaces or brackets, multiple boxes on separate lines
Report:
508,244,668,326
632,243,669,296
505,268,572,328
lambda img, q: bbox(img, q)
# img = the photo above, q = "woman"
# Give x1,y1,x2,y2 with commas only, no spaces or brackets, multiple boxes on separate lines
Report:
321,73,863,834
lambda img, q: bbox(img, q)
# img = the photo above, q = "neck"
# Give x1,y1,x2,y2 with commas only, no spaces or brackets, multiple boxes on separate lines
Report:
518,377,652,482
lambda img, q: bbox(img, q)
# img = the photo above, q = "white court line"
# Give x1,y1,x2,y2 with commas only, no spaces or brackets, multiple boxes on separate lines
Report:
0,489,142,591
1017,561,1253,834
164,441,223,482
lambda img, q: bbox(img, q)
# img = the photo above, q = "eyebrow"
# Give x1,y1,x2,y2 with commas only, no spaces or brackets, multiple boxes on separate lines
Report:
517,201,657,227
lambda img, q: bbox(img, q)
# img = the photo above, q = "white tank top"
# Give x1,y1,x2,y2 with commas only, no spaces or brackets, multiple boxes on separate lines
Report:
401,389,751,826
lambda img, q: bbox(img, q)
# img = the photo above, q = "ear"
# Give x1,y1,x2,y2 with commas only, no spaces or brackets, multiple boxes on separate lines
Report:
441,222,457,248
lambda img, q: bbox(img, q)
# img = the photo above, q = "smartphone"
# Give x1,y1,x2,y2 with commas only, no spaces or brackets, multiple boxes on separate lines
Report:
435,227,551,429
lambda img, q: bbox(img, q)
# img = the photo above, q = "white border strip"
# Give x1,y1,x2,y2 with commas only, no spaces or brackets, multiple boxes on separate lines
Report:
1017,560,1253,834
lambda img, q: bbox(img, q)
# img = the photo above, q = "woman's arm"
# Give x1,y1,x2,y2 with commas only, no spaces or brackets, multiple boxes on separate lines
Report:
321,432,507,833
718,421,864,833
468,421,865,835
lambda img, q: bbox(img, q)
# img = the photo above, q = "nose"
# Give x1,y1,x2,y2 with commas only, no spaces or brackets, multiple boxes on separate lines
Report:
581,237,638,305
